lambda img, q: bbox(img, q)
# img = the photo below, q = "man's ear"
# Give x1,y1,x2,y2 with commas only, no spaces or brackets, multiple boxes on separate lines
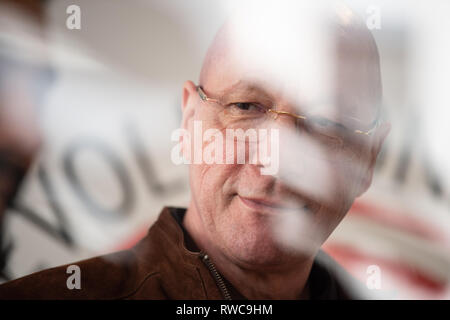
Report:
180,80,197,161
357,122,391,196
181,80,197,130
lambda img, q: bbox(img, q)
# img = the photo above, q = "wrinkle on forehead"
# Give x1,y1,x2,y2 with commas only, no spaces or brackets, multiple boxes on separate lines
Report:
199,0,382,124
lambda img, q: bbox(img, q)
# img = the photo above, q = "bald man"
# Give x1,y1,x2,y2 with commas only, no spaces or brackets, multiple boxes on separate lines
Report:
0,1,389,300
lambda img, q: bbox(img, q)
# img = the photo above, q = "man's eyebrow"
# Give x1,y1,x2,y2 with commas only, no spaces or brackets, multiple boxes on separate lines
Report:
220,80,275,101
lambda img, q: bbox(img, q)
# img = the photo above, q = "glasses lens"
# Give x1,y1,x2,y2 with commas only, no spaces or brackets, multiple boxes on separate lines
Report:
301,116,345,150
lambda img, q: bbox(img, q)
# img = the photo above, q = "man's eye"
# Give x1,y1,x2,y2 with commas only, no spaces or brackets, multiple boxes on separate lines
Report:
224,102,266,118
309,116,344,131
304,116,348,147
234,102,261,111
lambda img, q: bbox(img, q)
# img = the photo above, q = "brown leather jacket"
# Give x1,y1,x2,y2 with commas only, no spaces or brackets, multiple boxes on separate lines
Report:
0,207,361,299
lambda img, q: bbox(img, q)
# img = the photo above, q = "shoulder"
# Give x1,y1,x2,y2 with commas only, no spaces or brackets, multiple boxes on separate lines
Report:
0,207,204,300
0,248,164,300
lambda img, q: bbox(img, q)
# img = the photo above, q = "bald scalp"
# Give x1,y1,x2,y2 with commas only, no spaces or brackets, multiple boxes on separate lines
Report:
199,22,233,87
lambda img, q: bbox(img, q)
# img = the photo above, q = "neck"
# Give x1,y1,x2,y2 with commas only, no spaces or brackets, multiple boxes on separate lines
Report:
207,246,314,299
183,204,314,300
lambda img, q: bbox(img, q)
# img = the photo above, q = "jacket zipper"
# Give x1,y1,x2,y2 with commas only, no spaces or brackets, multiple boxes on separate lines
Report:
199,252,232,300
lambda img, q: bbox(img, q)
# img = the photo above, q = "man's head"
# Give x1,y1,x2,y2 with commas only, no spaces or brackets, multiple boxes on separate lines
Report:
180,1,390,271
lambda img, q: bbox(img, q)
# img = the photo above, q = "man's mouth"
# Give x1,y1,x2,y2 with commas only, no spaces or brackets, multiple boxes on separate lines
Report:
237,195,312,214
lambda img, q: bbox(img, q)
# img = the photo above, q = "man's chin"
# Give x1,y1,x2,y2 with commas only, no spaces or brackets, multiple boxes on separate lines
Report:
222,236,308,269
214,200,316,267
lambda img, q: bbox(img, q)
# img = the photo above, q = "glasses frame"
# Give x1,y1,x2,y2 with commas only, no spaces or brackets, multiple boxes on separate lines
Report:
196,85,380,138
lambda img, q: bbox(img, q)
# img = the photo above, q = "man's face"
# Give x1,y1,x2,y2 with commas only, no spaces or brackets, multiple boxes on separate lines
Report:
181,9,389,268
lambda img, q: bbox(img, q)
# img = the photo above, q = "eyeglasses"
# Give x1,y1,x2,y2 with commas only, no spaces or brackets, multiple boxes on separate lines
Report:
196,85,380,150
